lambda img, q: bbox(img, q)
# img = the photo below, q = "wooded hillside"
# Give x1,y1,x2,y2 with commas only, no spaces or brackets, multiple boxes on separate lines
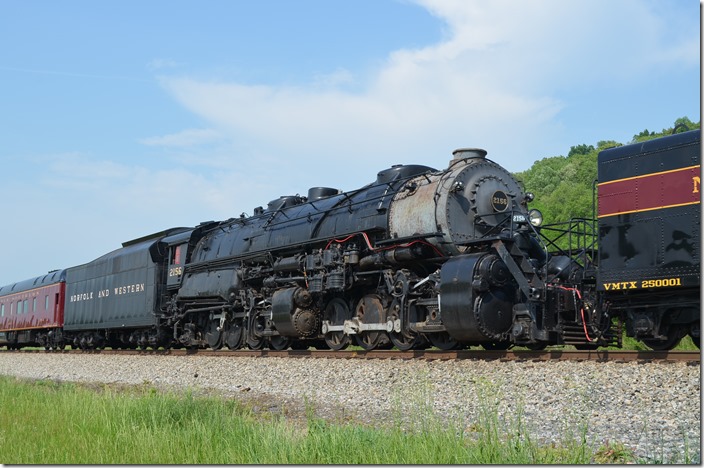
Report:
514,116,700,225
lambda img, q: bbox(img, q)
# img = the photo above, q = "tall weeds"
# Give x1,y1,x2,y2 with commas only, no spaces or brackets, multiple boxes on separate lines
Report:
0,375,618,464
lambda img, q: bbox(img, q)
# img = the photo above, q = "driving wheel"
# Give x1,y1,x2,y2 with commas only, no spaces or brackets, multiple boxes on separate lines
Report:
324,297,351,351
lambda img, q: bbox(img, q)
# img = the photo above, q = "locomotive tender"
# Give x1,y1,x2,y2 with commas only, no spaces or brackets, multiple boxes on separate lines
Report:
0,131,699,351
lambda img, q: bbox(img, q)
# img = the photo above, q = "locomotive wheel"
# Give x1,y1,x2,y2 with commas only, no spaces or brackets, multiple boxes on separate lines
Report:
389,332,418,351
246,313,267,350
246,334,266,350
524,342,547,351
354,295,386,351
324,297,351,351
481,341,511,350
642,326,685,351
690,333,700,349
427,332,463,350
387,299,420,351
354,332,384,350
269,336,292,350
205,321,223,350
325,332,350,351
224,320,244,350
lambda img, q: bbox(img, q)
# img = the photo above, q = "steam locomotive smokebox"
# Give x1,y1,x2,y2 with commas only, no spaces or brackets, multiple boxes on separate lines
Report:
439,253,514,342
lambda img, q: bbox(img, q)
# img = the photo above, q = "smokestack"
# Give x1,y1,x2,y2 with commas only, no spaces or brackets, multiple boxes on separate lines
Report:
452,148,487,160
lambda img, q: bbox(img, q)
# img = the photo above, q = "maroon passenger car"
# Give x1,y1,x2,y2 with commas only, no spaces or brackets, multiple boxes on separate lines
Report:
0,269,66,349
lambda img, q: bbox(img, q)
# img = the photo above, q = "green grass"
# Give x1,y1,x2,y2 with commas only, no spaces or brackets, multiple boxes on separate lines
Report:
0,375,607,465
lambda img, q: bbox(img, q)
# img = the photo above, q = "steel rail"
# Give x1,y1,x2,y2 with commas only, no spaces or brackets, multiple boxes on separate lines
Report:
6,348,701,363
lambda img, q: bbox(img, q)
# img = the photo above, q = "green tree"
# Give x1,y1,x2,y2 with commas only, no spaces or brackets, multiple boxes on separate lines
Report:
631,116,700,143
513,116,699,250
567,144,595,157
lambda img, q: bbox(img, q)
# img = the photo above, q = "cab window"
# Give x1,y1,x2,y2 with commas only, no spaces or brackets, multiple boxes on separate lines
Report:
171,245,183,265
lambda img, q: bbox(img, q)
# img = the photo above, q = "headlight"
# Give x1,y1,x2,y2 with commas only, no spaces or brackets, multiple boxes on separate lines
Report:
529,209,543,227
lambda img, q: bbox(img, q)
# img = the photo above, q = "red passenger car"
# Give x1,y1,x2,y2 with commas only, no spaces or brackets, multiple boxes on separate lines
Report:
0,269,66,349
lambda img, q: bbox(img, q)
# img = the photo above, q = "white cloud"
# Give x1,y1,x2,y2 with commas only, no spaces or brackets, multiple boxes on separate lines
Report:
312,68,355,88
139,128,222,147
153,0,696,183
147,58,186,71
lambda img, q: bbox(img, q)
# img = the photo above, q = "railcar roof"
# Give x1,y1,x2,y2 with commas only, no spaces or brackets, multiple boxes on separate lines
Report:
598,129,700,163
0,269,66,297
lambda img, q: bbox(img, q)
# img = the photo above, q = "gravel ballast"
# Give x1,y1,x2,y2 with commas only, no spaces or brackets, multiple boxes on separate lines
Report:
0,353,699,462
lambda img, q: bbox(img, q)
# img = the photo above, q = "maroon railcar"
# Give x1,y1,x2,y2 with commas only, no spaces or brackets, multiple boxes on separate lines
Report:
597,129,700,349
0,269,66,349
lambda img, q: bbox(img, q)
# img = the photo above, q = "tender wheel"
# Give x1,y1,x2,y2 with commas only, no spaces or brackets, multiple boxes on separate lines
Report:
428,332,463,350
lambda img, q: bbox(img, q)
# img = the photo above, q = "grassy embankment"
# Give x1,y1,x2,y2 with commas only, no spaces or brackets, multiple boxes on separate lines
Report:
0,375,640,465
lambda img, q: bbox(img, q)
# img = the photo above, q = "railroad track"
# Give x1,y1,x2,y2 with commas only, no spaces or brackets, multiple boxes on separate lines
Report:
6,348,701,363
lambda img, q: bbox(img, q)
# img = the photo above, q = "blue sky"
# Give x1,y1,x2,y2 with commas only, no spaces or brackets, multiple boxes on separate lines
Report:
0,0,700,286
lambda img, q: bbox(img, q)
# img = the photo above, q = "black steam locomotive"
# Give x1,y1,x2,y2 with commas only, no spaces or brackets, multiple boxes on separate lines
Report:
1,131,700,351
165,147,601,352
